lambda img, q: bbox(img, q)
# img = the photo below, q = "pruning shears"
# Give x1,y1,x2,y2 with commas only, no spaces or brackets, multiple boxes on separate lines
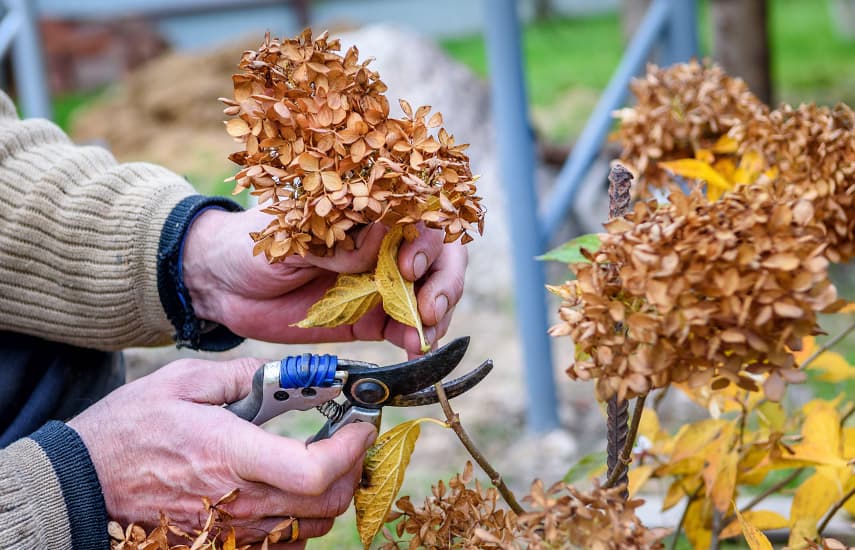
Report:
225,337,491,442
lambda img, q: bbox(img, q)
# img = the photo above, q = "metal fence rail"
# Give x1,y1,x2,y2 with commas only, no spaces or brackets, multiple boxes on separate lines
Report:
483,0,698,432
1,0,51,119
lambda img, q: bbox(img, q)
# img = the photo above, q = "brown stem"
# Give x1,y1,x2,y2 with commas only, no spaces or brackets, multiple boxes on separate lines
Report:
604,394,648,490
433,382,525,515
801,319,855,369
710,509,723,550
604,163,634,499
606,396,629,496
817,483,855,537
735,468,804,519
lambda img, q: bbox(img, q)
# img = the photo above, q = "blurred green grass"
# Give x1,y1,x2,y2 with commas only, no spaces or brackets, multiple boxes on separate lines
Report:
439,0,855,141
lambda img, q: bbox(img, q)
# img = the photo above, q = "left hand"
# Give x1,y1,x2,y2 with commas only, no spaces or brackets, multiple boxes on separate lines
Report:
182,207,466,357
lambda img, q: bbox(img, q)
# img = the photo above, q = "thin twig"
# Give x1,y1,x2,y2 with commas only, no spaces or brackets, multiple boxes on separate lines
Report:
668,486,701,550
433,382,525,515
710,509,723,550
736,468,804,518
817,483,855,536
604,394,648,490
801,319,855,369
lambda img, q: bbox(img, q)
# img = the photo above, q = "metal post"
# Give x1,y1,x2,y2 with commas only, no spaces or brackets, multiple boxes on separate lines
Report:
6,0,51,120
541,0,670,239
662,0,699,66
483,0,559,433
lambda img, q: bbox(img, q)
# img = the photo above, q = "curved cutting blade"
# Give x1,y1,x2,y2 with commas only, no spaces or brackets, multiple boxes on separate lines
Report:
337,336,470,407
388,359,493,407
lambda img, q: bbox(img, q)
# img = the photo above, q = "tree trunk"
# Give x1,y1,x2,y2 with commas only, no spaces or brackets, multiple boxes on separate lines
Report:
711,0,772,104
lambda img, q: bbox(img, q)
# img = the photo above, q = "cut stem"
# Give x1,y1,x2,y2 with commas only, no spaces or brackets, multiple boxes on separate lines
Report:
433,382,525,515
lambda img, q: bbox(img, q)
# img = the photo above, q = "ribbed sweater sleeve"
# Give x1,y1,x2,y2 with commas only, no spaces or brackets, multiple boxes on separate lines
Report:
0,92,195,350
0,422,107,549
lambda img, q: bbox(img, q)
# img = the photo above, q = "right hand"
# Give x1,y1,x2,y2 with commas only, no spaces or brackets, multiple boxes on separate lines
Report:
67,357,377,547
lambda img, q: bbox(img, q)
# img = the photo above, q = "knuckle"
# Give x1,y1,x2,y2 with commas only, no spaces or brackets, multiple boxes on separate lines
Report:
295,467,329,496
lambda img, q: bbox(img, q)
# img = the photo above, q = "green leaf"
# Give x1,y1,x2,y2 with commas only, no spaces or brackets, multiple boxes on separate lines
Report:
563,450,608,483
537,233,602,263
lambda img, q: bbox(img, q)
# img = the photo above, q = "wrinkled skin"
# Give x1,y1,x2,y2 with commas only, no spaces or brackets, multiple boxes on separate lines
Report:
69,207,469,546
182,208,468,358
70,358,377,548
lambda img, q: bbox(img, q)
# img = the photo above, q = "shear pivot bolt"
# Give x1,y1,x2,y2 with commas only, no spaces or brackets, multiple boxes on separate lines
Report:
274,390,290,401
352,378,389,405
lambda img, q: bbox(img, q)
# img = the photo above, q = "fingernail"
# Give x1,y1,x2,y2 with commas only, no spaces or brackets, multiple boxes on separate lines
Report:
365,427,378,448
413,252,428,279
424,326,436,345
434,294,448,322
354,226,371,249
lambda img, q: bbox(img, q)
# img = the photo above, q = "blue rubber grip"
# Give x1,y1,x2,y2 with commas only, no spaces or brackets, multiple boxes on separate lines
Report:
279,354,338,388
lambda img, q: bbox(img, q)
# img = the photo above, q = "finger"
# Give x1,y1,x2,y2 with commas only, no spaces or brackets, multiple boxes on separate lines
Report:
233,422,376,495
300,223,388,274
383,321,431,358
228,461,362,519
397,225,445,281
416,241,467,327
158,357,267,405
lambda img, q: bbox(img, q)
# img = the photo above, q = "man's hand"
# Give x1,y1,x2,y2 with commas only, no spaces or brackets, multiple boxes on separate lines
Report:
182,208,466,357
68,357,377,546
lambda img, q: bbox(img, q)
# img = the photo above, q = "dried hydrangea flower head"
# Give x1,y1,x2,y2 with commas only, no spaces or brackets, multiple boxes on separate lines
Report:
613,60,766,195
221,29,484,260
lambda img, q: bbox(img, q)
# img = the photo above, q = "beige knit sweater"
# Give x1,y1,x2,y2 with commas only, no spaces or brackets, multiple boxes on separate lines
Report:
0,92,196,350
0,91,197,548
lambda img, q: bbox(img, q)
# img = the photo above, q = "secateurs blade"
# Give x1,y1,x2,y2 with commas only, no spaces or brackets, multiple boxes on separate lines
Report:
225,336,492,442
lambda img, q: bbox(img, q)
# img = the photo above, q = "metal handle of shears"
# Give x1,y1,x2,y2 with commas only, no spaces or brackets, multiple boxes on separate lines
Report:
225,353,377,441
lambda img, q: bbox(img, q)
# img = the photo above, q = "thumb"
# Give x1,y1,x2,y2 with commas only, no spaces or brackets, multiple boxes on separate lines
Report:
160,357,267,405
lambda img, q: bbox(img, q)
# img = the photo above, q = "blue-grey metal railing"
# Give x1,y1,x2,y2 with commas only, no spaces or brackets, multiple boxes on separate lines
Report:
0,0,51,120
482,0,698,433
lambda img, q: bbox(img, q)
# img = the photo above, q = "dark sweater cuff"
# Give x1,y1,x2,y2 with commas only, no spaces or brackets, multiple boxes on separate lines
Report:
30,421,108,550
157,195,245,351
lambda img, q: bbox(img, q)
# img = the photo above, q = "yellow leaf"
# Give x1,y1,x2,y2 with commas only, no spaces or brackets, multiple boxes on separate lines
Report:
843,427,855,460
785,400,845,467
809,350,855,382
721,510,787,539
659,159,733,192
736,509,774,550
684,497,712,550
294,273,381,328
628,464,653,497
354,418,445,548
700,425,738,512
836,302,855,314
793,336,817,366
670,419,728,464
712,134,739,154
375,226,428,351
788,471,841,548
695,148,715,164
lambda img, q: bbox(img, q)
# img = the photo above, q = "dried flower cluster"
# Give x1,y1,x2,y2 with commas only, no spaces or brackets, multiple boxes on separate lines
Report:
221,29,484,259
108,489,295,550
379,462,517,549
381,463,667,549
738,102,855,262
551,180,843,401
613,60,765,193
806,539,855,550
551,62,855,401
